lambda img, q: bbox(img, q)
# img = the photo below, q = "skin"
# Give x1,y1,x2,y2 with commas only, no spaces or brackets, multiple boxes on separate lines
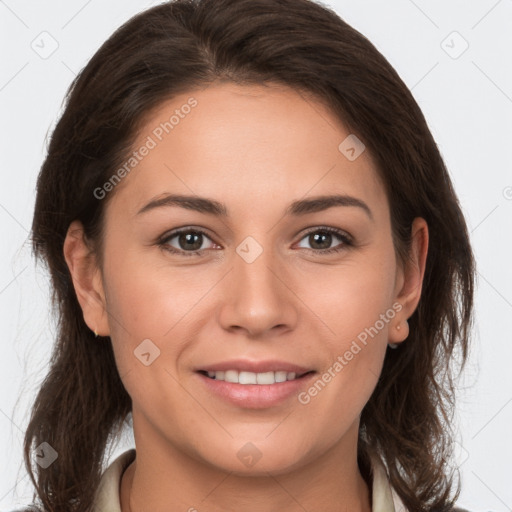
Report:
64,82,428,512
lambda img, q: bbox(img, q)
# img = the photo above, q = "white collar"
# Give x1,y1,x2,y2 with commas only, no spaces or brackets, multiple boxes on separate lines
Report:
92,448,407,512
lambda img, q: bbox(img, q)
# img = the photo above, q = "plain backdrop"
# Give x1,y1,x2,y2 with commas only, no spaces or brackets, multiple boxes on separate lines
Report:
1,1,511,511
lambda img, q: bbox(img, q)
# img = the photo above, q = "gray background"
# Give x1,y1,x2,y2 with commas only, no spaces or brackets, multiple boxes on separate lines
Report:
1,0,511,510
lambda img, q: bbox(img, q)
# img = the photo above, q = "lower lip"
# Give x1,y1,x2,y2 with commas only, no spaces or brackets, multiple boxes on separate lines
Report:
196,371,316,409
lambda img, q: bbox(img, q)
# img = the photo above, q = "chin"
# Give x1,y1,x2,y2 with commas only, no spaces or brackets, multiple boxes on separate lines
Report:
195,439,310,476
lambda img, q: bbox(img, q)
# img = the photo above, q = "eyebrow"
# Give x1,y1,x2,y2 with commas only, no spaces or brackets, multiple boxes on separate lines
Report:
136,193,373,221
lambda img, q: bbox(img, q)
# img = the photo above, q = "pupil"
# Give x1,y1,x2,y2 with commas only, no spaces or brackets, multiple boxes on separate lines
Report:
180,232,202,251
311,232,331,249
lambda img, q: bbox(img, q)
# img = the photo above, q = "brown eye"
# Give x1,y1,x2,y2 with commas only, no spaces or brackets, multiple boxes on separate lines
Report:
296,227,353,254
159,228,217,256
308,232,333,250
176,231,204,251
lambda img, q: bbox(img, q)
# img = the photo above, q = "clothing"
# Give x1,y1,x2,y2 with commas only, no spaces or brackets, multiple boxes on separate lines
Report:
91,448,408,511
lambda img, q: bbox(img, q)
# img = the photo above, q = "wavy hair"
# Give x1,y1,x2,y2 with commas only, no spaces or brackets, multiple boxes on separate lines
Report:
23,0,475,511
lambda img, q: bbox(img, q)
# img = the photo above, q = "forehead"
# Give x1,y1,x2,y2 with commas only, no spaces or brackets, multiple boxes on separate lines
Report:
106,82,388,220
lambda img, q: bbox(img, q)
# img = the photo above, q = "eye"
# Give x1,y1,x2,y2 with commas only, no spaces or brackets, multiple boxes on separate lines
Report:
295,227,353,254
158,228,218,256
157,226,354,257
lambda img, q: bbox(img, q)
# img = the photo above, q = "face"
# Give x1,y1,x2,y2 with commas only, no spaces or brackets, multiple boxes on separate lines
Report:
69,82,425,476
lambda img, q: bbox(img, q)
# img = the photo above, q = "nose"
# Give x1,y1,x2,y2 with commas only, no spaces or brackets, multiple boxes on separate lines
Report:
217,242,299,338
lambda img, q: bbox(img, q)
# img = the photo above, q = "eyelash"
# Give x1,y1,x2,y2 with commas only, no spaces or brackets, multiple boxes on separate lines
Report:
157,226,354,257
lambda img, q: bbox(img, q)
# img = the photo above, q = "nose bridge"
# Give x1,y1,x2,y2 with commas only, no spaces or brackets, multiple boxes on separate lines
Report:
218,234,297,334
235,235,282,310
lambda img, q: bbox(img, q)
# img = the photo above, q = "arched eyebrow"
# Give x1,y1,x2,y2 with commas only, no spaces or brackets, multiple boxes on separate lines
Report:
136,193,373,221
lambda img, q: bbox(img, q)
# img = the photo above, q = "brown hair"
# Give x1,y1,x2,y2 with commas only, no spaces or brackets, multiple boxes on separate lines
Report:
24,0,474,511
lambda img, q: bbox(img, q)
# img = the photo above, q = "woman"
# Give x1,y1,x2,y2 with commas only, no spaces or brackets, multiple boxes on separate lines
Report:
17,0,477,510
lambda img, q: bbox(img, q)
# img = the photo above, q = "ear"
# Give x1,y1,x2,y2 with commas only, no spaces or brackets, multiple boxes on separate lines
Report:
63,219,110,337
389,217,429,345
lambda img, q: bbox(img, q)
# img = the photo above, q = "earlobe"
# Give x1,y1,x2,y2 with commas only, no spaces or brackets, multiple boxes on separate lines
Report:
63,220,110,337
389,217,429,345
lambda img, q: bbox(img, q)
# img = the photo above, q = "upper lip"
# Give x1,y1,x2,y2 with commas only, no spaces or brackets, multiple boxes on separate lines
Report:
196,359,314,376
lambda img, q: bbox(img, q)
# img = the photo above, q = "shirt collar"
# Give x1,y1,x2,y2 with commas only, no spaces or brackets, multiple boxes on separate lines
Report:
92,448,406,512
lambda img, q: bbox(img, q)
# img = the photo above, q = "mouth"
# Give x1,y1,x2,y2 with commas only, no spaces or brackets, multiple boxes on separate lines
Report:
195,368,318,409
196,369,315,385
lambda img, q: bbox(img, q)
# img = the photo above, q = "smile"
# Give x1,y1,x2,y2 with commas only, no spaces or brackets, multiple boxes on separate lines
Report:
199,369,313,384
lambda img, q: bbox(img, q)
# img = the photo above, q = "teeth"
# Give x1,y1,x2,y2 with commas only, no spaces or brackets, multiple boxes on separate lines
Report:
205,370,300,384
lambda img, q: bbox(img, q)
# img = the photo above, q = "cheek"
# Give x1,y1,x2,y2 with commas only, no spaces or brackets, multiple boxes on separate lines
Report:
101,254,200,407
296,281,392,442
301,253,396,347
295,249,396,409
101,245,221,391
104,246,201,335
